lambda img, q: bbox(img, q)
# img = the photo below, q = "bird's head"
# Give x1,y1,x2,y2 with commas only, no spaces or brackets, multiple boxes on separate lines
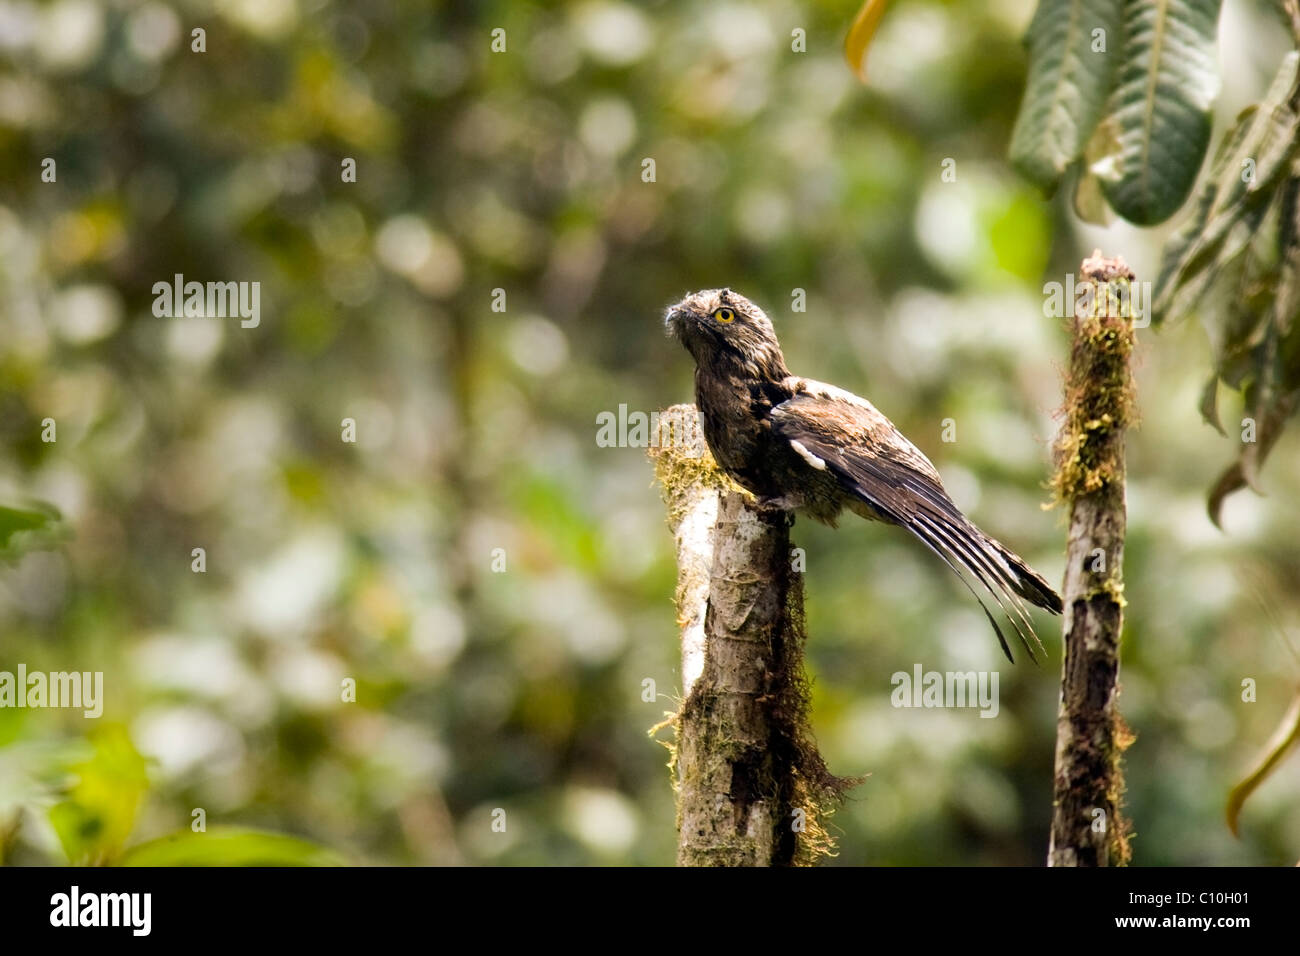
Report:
665,288,789,380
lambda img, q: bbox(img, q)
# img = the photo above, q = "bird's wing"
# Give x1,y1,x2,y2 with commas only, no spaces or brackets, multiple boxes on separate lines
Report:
770,379,1060,663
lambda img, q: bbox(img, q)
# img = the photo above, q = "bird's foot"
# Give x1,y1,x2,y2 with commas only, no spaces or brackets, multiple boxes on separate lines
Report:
752,494,799,513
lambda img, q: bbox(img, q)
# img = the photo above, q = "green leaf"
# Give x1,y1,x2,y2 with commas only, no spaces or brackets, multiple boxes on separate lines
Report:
1154,102,1259,318
48,726,149,865
1214,262,1272,392
1155,53,1300,321
1196,160,1300,523
1010,0,1124,192
1207,327,1300,526
1198,374,1223,434
120,827,345,867
0,503,62,558
1273,165,1300,334
1092,0,1225,225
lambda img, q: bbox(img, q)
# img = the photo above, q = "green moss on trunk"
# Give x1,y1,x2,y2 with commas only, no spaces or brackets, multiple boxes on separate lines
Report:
1048,253,1137,868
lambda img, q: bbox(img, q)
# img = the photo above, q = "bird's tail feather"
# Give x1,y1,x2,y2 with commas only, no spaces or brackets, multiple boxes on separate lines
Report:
907,529,1024,664
819,448,1062,663
985,533,1063,614
904,513,1061,664
916,516,1048,663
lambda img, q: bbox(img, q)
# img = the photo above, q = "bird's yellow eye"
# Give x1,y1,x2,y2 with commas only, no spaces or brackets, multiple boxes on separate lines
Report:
714,307,736,324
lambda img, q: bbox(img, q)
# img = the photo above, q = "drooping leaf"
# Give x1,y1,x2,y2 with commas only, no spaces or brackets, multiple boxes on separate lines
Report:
1198,374,1223,434
1202,164,1300,524
120,827,345,867
1207,342,1299,525
1092,0,1225,225
1273,166,1300,335
844,0,891,83
1155,53,1300,322
1156,103,1261,323
1135,46,1300,520
1010,0,1123,193
1226,687,1300,837
1200,202,1277,394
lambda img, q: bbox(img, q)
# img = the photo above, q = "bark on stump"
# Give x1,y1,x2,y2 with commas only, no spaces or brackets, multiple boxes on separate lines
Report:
651,404,840,866
1047,252,1137,867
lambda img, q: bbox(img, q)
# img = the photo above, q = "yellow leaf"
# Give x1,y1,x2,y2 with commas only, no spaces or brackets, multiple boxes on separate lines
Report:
1226,688,1300,837
844,0,892,83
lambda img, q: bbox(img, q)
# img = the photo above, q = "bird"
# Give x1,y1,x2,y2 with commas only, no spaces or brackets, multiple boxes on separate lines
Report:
665,287,1062,663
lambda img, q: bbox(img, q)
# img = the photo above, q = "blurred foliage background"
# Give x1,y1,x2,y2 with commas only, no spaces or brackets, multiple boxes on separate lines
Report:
2,0,1300,866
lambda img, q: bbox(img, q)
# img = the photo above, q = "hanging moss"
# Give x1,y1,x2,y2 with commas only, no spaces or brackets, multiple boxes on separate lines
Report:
651,404,855,866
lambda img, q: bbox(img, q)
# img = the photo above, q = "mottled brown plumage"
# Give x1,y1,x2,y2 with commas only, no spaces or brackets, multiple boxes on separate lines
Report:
665,288,1062,663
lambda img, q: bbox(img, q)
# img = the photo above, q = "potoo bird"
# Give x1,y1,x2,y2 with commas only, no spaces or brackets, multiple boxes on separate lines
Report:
665,288,1062,663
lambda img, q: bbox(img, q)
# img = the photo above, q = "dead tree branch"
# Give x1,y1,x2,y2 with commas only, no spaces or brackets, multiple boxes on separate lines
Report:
1047,251,1138,867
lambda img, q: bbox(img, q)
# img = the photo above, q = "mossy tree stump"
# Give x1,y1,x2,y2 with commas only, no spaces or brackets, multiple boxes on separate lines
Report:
1048,252,1138,867
651,404,842,866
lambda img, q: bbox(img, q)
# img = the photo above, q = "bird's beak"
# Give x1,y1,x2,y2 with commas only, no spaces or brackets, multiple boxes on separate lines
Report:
665,305,694,338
